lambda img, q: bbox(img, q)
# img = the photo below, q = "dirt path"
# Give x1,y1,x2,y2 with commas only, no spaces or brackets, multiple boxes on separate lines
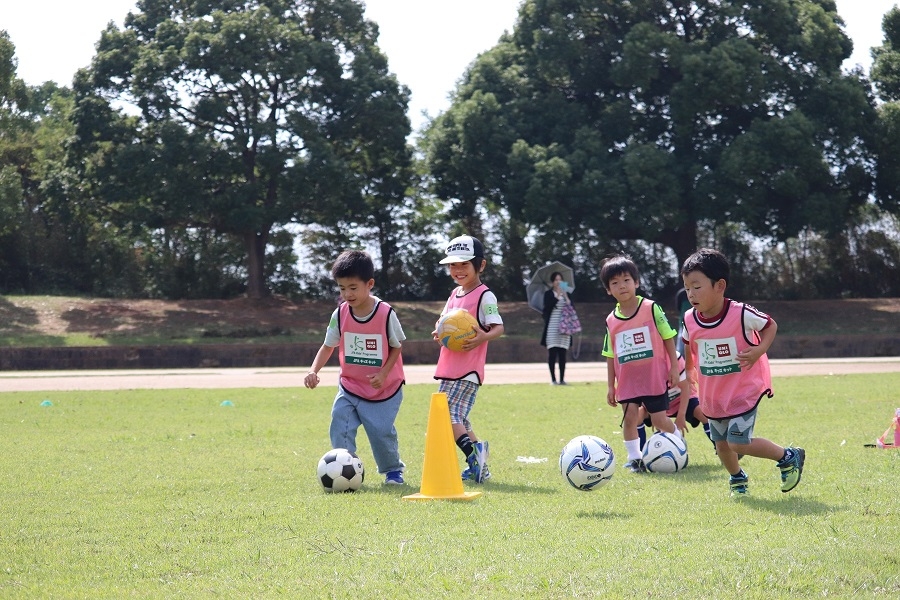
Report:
1,358,899,392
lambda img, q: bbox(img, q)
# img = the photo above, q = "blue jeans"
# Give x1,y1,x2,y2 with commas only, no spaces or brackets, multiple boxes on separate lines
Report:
330,385,405,474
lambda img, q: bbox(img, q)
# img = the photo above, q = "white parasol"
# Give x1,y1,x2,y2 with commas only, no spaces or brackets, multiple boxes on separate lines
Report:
525,261,575,312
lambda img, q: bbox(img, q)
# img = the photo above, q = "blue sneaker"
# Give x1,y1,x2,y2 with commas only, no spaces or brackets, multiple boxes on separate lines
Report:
474,440,489,484
778,447,805,492
729,471,749,497
625,458,647,473
384,470,404,485
462,463,491,481
462,451,480,482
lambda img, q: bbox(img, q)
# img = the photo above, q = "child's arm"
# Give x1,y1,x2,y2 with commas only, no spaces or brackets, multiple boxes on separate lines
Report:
304,344,335,389
663,336,679,389
606,359,618,407
367,344,402,390
683,343,697,387
674,379,691,434
737,318,778,370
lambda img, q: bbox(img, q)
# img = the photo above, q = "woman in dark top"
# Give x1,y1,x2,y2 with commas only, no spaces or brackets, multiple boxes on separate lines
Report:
540,272,572,385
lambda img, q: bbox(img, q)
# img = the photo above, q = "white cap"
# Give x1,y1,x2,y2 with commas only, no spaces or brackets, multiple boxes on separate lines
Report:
439,235,485,264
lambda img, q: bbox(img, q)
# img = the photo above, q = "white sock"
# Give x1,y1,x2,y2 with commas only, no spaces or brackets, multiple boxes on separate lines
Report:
625,438,642,461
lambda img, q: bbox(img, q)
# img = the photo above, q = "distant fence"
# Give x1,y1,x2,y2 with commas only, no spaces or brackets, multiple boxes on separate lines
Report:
0,335,897,371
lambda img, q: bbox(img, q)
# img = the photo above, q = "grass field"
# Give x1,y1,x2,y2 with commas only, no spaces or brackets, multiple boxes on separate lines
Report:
1,375,898,599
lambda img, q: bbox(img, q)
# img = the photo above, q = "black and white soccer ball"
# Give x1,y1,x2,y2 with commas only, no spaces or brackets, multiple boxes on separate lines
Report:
317,448,365,492
559,435,616,491
642,432,689,473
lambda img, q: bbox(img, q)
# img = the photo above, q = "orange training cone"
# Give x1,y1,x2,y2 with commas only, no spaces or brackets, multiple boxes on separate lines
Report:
403,392,482,501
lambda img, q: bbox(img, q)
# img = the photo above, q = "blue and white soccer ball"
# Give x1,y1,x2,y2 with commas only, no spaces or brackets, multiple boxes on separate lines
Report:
642,432,689,473
559,435,616,491
317,448,365,492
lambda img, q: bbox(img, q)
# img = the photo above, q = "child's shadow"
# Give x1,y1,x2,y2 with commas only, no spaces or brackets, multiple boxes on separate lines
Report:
738,495,832,515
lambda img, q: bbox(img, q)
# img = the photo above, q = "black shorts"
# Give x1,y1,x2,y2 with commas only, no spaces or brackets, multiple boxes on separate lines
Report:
643,396,702,428
622,392,669,415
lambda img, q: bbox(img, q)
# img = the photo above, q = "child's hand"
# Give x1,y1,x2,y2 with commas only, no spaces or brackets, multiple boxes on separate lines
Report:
459,327,485,351
737,346,764,370
431,328,440,343
304,372,319,389
606,388,618,407
367,372,385,390
667,365,679,389
675,416,687,433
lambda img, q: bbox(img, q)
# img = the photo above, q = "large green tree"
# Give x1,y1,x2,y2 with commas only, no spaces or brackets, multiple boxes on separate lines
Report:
1,32,126,295
424,0,876,285
73,0,411,298
871,6,900,215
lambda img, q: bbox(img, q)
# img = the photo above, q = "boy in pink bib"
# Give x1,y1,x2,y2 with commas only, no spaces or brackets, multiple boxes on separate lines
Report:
681,248,805,497
304,250,407,486
601,255,680,473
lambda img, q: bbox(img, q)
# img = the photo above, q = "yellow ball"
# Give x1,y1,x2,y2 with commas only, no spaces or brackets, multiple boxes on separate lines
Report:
437,309,479,351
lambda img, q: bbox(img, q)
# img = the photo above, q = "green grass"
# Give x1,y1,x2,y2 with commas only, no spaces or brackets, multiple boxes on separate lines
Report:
1,375,898,598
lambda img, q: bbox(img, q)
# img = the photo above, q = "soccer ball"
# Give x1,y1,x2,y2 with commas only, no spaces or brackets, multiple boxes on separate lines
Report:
559,435,616,491
642,432,689,473
437,309,479,351
317,448,365,492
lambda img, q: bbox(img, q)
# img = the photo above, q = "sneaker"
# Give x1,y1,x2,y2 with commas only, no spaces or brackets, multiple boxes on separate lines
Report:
463,452,481,482
778,447,805,492
473,440,489,484
625,458,647,473
461,465,492,481
384,470,404,485
729,472,749,497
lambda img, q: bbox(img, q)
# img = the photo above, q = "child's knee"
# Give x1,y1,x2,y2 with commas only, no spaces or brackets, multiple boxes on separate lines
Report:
728,440,750,453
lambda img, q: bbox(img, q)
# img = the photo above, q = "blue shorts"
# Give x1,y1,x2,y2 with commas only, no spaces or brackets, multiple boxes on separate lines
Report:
708,407,758,445
438,379,479,431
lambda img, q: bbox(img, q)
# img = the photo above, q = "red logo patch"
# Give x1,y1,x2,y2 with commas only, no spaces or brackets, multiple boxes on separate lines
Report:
633,332,645,345
366,339,377,350
716,344,731,357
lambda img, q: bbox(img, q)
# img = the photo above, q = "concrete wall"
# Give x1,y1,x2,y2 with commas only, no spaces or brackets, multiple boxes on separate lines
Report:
0,334,897,371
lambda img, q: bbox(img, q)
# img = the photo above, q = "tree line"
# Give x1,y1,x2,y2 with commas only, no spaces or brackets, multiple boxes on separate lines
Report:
2,0,899,306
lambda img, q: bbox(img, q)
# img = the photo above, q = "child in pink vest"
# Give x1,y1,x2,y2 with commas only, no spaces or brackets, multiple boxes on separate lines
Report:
304,250,407,486
681,248,805,497
601,255,679,473
432,235,505,484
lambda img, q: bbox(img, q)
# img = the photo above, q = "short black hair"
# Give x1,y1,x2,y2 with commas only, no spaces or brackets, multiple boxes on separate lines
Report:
680,248,729,284
331,250,375,281
600,255,639,290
